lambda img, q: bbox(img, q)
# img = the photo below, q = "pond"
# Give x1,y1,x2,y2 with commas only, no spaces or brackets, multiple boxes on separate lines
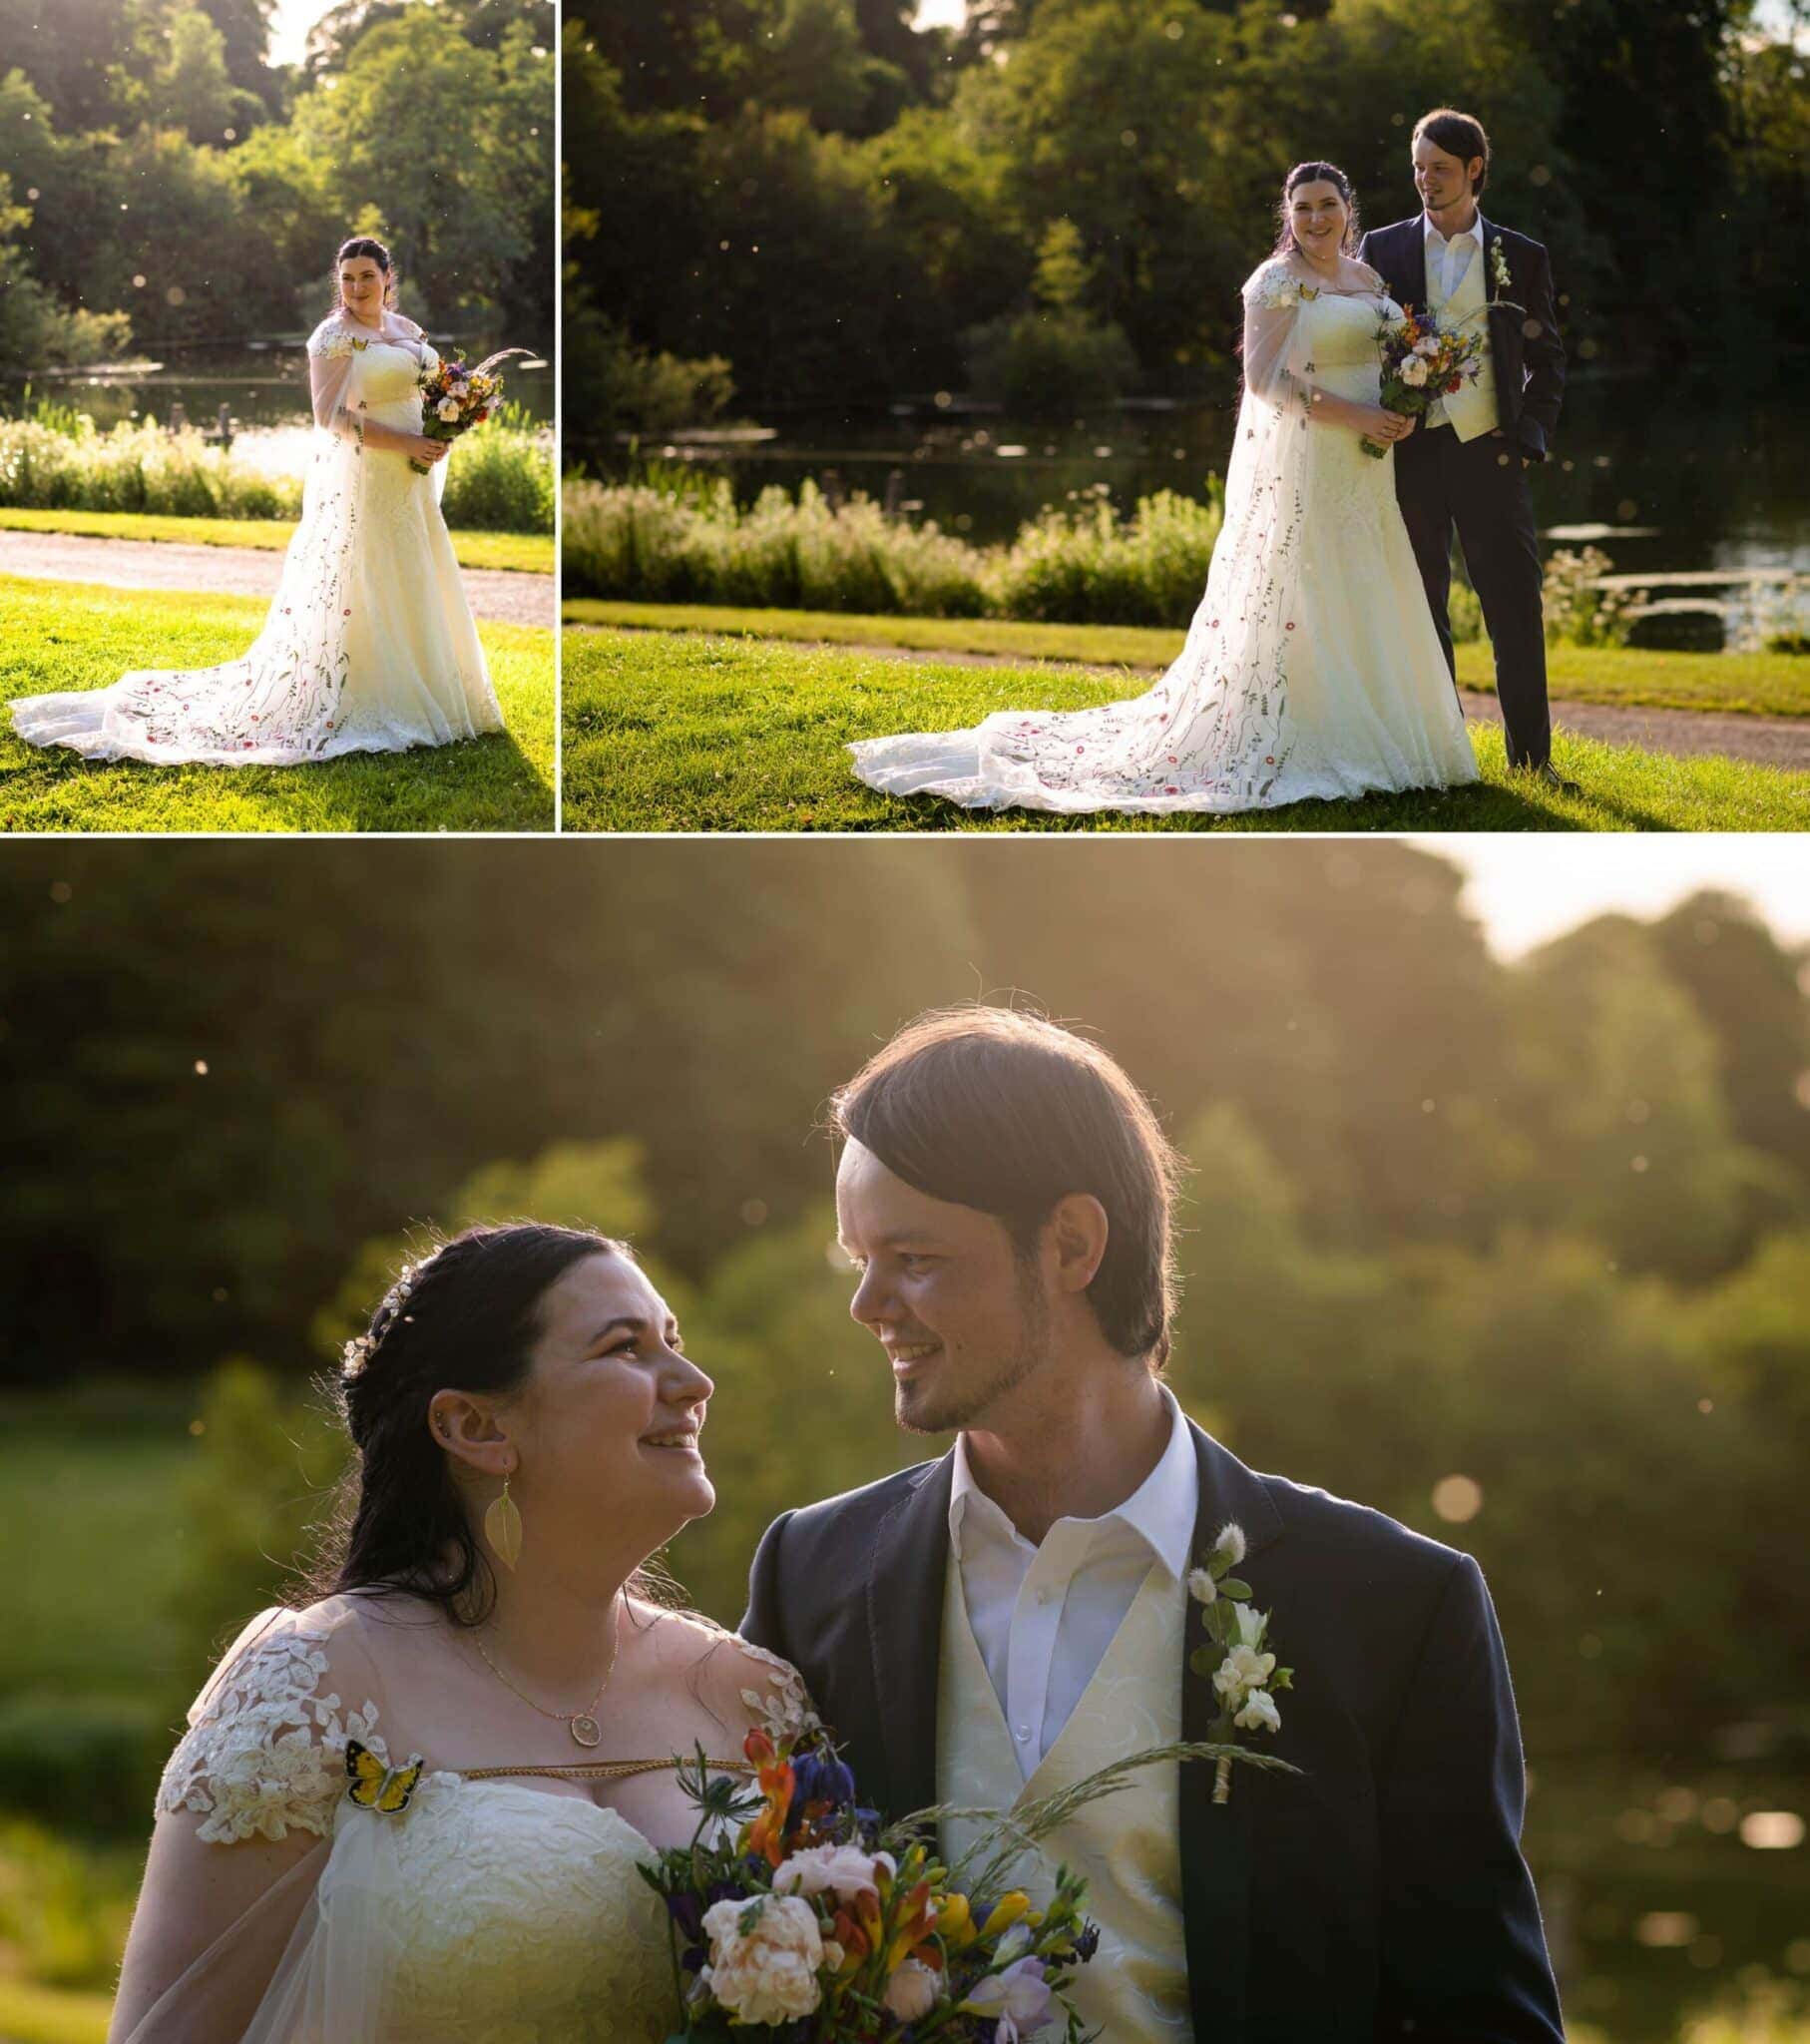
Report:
602,373,1808,587
4,338,553,473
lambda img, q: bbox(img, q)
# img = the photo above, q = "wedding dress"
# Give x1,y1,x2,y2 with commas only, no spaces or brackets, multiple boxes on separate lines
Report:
10,311,504,766
117,1598,765,2044
848,257,1479,813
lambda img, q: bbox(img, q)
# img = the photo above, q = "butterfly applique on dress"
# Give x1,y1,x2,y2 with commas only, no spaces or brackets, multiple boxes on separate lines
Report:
345,1738,424,1814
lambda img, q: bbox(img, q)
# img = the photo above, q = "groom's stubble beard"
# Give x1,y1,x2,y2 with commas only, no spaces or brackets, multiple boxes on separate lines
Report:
893,1252,1054,1436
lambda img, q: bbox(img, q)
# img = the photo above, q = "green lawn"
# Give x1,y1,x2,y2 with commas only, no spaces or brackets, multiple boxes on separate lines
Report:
2,506,553,576
562,627,1810,832
1,576,555,832
563,599,1810,721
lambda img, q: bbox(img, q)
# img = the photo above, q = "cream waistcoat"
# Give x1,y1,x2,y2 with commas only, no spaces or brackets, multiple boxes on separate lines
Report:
1426,222,1500,440
936,1552,1193,2042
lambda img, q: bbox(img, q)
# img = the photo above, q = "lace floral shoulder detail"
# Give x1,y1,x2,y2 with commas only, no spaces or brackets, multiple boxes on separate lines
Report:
156,1606,387,1843
734,1640,818,1745
307,317,355,361
1243,258,1309,310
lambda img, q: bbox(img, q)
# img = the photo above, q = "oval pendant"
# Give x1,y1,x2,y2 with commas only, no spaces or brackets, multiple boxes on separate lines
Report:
570,1714,602,1749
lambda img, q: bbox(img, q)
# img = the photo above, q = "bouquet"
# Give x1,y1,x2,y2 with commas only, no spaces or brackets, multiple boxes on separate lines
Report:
1362,306,1486,460
411,345,534,474
640,1660,1297,2041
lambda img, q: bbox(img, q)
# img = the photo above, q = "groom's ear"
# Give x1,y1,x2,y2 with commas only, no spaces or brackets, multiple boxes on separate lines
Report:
1045,1193,1110,1297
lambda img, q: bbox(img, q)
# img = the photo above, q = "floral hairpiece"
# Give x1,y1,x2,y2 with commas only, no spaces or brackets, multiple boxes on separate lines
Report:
340,1255,435,1380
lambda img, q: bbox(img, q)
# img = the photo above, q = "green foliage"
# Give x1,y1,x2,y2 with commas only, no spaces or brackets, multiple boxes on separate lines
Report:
0,408,552,533
437,405,555,535
563,472,1225,625
1544,546,1636,650
0,1820,138,1990
963,306,1140,413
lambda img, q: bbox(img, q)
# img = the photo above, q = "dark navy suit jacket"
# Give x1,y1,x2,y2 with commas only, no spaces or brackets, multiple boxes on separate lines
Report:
1358,214,1567,463
741,1421,1565,2042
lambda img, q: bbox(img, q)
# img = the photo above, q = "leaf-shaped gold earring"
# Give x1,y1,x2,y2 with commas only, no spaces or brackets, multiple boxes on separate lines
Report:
484,1464,523,1572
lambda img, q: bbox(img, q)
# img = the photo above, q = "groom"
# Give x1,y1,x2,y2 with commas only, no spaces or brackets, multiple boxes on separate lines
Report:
741,1006,1565,2042
1359,108,1572,791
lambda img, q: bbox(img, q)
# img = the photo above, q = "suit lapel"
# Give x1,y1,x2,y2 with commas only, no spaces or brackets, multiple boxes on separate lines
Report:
1180,1423,1285,2044
1412,215,1431,313
866,1452,953,1825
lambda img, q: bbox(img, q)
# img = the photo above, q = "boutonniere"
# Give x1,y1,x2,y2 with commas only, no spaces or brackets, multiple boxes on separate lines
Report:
1489,240,1513,302
1187,1521,1293,1804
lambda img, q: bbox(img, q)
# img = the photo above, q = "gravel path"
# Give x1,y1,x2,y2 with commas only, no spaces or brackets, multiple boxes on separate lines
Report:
0,529,555,629
581,626,1810,773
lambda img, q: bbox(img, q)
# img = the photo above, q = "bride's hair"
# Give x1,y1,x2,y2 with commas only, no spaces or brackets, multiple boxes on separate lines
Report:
304,1222,670,1627
332,235,398,314
1272,161,1360,257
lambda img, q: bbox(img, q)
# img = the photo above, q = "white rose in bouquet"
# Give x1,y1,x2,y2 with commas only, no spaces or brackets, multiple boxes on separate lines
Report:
1400,356,1430,388
700,1895,825,2023
436,396,463,421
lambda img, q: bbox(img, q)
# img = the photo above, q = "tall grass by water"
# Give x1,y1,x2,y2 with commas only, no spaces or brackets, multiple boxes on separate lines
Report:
0,400,554,534
564,471,1230,628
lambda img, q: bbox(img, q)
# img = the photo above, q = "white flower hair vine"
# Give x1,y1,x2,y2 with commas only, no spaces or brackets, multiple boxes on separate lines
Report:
340,1254,438,1380
1186,1519,1292,1803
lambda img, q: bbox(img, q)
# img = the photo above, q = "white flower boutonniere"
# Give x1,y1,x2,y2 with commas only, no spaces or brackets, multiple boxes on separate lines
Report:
1490,240,1513,302
1187,1520,1293,1804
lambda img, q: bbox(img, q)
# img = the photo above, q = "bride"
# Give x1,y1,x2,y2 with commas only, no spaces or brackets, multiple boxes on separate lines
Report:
109,1223,798,2043
11,238,504,766
849,163,1480,815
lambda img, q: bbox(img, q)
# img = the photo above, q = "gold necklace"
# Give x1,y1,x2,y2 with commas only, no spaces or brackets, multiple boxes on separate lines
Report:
472,1596,623,1749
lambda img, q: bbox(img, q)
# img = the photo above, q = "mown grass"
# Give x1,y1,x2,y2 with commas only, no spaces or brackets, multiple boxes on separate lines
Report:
1,577,555,833
564,601,1810,722
0,1979,114,2044
562,628,1810,833
2,507,553,576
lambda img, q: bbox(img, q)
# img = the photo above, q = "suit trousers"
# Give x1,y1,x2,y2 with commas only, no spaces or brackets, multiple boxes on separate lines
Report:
1394,423,1551,768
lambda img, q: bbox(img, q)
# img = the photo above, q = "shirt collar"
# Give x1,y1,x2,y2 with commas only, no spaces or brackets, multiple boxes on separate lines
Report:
948,1383,1198,1581
1424,205,1485,251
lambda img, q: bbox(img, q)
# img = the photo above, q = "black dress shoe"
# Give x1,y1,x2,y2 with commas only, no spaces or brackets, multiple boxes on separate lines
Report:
1517,761,1582,795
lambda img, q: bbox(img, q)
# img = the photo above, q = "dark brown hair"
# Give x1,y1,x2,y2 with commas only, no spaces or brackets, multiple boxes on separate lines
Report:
310,1222,632,1626
1273,161,1361,258
1413,109,1491,196
830,1005,1183,1368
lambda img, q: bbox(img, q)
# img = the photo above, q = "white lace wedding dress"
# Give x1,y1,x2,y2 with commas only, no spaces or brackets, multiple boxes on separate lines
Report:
10,311,503,766
848,257,1479,813
118,1600,750,2044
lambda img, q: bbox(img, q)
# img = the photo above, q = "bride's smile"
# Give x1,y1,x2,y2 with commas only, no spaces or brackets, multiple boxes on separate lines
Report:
337,253,388,326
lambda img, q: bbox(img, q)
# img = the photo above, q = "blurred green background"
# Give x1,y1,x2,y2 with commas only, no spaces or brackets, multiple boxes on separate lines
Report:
1,838,1807,2042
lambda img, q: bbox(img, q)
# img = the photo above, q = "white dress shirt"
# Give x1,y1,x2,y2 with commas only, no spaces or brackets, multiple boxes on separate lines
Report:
1423,205,1484,304
948,1384,1199,1779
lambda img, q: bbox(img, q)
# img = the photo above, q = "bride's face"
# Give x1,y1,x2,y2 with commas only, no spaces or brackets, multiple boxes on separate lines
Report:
502,1251,715,1554
1288,181,1348,258
836,1138,1054,1437
338,256,387,322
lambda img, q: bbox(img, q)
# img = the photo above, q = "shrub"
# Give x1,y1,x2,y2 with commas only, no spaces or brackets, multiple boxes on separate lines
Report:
1543,544,1635,648
440,402,555,535
994,484,1224,627
963,306,1140,413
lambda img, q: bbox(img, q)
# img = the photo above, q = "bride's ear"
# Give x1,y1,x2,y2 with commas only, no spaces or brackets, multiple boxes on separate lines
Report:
1046,1193,1110,1295
428,1389,514,1479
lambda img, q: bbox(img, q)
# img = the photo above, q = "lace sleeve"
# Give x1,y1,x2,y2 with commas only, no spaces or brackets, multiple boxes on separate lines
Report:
156,1607,387,1844
734,1639,820,1745
305,320,359,439
1239,260,1309,416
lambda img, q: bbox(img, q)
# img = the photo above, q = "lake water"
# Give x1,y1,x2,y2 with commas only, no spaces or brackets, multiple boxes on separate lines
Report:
610,374,1808,586
6,340,554,473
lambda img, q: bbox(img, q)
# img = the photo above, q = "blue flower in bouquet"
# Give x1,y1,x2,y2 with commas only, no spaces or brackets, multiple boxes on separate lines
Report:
790,1748,856,1813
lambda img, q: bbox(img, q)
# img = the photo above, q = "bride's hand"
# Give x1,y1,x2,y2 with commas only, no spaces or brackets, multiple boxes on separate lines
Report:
1360,406,1414,443
406,436,448,465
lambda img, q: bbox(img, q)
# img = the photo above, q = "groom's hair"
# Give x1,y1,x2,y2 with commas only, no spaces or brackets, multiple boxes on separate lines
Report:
830,1005,1183,1368
1413,109,1492,195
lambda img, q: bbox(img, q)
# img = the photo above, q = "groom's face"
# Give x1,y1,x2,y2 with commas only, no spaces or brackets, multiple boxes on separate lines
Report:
1413,138,1482,214
836,1138,1052,1436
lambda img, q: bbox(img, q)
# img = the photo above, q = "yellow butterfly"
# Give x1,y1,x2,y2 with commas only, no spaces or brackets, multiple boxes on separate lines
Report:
345,1738,424,1815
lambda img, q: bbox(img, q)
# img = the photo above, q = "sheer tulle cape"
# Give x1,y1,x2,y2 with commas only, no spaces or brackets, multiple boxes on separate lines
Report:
846,258,1476,814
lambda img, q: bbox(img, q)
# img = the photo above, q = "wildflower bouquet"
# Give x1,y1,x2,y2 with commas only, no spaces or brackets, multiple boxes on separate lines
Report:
1362,306,1486,460
641,1661,1297,2041
411,346,534,474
